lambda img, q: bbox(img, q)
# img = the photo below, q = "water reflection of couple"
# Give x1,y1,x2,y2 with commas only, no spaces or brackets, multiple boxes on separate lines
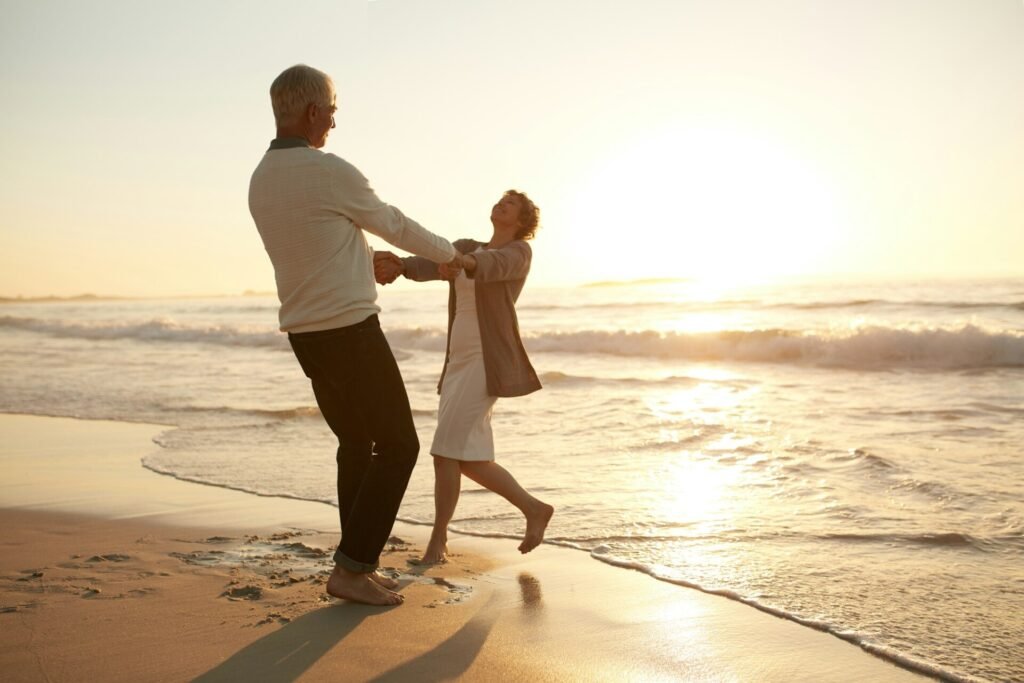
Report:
249,65,552,607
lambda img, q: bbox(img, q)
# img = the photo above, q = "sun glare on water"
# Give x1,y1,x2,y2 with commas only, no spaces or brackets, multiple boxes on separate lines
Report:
563,126,848,288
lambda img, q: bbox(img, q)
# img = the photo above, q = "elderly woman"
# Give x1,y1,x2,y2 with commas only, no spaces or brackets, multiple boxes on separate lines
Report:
390,190,554,564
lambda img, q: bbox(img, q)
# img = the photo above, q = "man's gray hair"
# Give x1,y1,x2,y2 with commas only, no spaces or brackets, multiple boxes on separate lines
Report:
270,64,335,127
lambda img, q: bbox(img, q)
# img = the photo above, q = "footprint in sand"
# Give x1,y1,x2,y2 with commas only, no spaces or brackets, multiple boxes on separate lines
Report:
86,554,131,563
419,576,473,608
222,585,263,601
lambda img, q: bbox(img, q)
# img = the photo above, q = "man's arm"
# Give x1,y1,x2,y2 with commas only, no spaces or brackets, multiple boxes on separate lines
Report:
330,157,458,265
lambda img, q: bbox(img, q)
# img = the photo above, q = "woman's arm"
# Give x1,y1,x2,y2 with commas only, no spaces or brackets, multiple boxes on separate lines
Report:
400,255,443,282
462,241,531,282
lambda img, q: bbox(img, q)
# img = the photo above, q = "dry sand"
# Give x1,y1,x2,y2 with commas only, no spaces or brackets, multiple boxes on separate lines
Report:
0,414,933,682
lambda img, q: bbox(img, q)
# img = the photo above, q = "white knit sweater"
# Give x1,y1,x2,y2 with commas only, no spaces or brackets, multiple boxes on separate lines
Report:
249,146,455,333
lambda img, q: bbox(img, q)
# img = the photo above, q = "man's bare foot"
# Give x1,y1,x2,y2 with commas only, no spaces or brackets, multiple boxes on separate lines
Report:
369,570,400,590
415,541,448,565
518,502,554,554
326,567,403,606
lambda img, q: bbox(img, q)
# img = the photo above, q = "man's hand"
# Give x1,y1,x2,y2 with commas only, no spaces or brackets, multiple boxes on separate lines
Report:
374,251,404,285
439,252,464,280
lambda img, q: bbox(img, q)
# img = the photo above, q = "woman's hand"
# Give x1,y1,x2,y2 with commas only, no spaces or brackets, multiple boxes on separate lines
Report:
439,252,464,280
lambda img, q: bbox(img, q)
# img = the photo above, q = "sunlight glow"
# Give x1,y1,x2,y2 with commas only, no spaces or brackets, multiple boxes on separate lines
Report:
646,383,752,423
564,126,848,286
647,453,741,532
642,382,761,534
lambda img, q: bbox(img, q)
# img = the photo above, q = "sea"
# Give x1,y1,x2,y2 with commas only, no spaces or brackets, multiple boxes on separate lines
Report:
1,277,1022,683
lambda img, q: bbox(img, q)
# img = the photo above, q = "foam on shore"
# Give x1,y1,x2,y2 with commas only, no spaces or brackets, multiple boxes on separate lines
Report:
0,414,933,682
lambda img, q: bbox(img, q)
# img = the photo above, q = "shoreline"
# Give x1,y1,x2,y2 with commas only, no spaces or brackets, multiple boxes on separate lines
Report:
0,413,934,681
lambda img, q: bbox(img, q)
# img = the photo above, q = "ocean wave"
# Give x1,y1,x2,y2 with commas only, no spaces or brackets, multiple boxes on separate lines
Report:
0,314,288,349
518,297,1024,314
829,448,898,469
538,370,733,387
820,531,989,550
247,406,321,420
169,405,324,420
780,299,1024,312
166,404,436,425
390,324,1024,370
6,314,1023,369
522,325,1024,369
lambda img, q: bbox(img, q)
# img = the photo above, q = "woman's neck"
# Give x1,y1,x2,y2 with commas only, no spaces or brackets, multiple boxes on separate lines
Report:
486,226,516,249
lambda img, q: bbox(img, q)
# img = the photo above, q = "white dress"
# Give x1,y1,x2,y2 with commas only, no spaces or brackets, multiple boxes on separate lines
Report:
430,257,498,461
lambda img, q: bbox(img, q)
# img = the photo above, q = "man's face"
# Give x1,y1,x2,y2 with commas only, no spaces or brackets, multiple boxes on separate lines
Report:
309,97,337,148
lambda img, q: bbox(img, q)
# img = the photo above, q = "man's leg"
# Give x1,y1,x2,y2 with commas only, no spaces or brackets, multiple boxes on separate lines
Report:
308,378,401,589
289,319,414,605
330,321,419,570
290,317,418,572
307,378,371,536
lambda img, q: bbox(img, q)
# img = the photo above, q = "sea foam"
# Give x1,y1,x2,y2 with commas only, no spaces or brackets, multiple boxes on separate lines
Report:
4,314,1022,369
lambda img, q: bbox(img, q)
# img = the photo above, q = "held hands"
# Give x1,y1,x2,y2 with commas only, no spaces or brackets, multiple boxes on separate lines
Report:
373,251,404,285
439,253,463,280
374,250,471,284
439,252,476,280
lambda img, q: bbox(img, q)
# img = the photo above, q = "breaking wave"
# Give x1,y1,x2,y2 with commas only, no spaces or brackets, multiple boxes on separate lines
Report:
5,315,1022,369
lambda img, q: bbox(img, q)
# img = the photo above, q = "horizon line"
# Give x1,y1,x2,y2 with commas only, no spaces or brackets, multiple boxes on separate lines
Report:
3,273,1023,303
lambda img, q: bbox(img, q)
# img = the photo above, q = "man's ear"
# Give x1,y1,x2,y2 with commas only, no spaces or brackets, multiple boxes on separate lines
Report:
306,103,318,122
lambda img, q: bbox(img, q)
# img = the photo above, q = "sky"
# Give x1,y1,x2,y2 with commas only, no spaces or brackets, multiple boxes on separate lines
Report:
1,0,1022,297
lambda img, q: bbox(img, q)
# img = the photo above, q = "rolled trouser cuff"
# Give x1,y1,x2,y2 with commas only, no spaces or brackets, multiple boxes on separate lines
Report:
334,548,377,574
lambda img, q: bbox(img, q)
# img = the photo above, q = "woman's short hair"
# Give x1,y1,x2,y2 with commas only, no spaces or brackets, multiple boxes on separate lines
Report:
507,190,540,241
270,64,335,127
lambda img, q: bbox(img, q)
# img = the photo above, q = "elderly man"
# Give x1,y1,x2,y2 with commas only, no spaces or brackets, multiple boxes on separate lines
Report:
249,64,460,606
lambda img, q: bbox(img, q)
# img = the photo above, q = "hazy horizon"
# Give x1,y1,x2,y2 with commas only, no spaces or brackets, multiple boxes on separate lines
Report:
3,271,1023,305
2,0,1022,298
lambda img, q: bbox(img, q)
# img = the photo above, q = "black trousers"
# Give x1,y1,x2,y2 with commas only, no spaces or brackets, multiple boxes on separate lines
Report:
288,314,419,572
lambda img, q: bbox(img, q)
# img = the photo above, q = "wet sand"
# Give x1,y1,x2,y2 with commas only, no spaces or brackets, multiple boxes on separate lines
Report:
0,414,932,681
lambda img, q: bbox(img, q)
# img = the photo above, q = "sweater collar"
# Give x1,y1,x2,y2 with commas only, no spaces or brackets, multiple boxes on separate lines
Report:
267,137,312,151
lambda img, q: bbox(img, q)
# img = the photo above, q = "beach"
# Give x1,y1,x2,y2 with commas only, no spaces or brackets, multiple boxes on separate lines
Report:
0,413,937,682
2,280,1022,681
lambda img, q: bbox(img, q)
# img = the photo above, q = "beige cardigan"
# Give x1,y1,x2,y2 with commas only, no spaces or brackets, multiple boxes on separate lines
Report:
402,238,542,398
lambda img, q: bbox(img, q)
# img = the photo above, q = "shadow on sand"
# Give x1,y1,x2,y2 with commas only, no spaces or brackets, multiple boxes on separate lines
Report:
193,603,382,683
369,592,501,682
196,573,534,682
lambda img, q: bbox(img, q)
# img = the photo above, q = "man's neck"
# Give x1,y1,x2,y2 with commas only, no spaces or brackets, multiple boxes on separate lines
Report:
275,127,312,145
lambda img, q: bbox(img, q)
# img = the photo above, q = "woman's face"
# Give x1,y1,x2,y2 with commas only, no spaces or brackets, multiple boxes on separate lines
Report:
491,194,523,230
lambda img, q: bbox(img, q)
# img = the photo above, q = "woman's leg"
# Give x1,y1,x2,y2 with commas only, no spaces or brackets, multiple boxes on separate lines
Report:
459,461,554,553
421,455,462,563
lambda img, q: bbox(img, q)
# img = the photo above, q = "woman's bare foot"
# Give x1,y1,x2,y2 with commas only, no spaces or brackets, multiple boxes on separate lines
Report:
369,570,400,590
518,502,554,554
416,540,449,565
326,567,403,606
